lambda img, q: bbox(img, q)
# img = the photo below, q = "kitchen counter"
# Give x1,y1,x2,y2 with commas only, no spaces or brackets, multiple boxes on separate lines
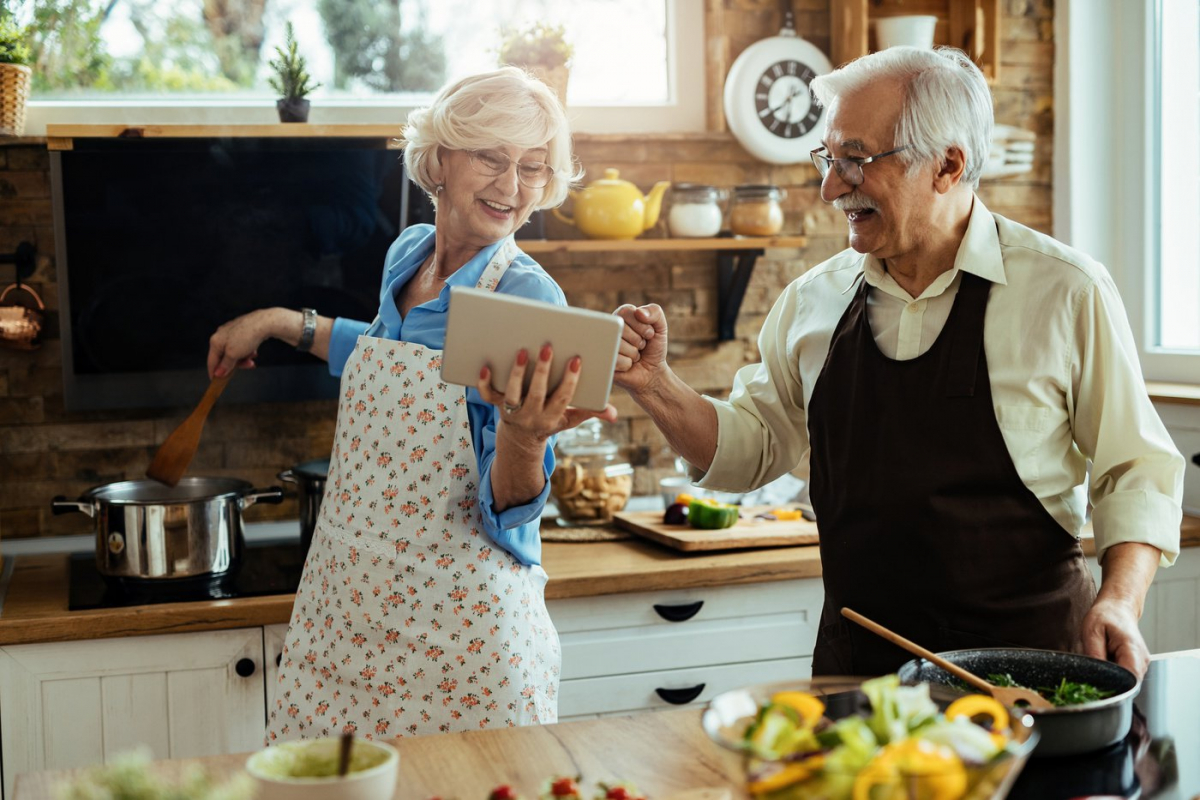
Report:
1,516,1196,647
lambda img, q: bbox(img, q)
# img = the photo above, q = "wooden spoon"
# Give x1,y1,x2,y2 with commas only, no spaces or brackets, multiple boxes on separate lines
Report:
841,607,1054,710
145,373,232,487
337,731,354,777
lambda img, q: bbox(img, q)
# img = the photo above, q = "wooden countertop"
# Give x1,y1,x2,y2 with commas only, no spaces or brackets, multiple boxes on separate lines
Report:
15,708,744,800
3,516,1196,648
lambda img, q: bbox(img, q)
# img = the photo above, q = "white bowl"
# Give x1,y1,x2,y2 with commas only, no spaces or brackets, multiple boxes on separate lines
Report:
245,737,399,800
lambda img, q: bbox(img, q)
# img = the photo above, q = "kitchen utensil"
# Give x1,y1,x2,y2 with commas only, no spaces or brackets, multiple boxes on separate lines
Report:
245,736,399,800
52,477,283,580
279,458,329,553
0,282,45,350
841,607,1054,710
551,419,633,526
701,677,1039,799
613,505,818,551
338,732,354,777
898,648,1140,757
551,168,671,239
146,374,232,487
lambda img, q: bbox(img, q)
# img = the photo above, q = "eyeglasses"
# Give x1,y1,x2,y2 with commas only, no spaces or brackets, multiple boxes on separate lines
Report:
810,145,911,186
466,149,555,189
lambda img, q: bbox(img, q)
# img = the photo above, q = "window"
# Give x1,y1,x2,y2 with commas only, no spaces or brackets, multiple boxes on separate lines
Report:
21,0,704,134
1055,0,1200,382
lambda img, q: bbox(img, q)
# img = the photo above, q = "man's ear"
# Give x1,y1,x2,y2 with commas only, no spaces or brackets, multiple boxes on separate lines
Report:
933,146,967,193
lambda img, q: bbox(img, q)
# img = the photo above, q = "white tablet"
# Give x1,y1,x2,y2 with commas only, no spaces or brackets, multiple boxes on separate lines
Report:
441,287,623,411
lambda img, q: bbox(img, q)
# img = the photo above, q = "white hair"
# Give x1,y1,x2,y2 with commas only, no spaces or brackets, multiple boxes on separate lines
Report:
399,66,581,210
810,46,993,189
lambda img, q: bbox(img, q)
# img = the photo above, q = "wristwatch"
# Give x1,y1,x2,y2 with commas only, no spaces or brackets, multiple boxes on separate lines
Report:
296,307,317,352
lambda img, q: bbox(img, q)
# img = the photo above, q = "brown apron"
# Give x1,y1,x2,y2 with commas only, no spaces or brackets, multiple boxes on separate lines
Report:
806,270,1097,676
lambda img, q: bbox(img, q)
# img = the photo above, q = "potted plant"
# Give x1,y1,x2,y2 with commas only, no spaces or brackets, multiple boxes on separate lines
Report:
0,13,32,137
497,21,573,105
268,22,320,123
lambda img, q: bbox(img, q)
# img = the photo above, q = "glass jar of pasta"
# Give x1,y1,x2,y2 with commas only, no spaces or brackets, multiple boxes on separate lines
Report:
550,419,634,526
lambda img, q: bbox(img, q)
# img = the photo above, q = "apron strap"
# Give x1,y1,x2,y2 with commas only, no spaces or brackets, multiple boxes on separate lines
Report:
945,272,991,398
474,237,520,292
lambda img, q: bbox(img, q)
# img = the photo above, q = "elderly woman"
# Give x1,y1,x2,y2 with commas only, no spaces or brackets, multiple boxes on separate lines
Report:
207,67,615,741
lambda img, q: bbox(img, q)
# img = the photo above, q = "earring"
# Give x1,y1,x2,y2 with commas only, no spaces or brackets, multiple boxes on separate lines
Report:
435,183,444,194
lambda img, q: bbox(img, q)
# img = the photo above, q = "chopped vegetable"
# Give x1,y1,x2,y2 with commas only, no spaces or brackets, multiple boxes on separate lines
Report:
662,502,689,525
687,498,739,529
987,672,1115,707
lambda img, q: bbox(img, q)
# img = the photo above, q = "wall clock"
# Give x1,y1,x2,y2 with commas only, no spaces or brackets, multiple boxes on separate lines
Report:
723,12,834,165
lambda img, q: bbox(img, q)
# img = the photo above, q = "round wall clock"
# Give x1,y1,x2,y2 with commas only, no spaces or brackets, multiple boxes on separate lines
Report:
723,14,834,165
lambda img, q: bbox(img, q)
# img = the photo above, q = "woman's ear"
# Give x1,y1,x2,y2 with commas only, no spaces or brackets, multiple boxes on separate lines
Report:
428,146,446,186
934,146,967,193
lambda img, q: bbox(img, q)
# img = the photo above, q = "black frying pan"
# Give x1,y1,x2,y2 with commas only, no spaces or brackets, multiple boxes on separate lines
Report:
898,648,1140,757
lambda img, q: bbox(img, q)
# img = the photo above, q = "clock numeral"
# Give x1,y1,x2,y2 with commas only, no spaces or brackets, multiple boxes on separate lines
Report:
771,63,783,78
787,61,797,75
800,67,815,83
785,125,794,138
769,118,780,132
759,75,773,88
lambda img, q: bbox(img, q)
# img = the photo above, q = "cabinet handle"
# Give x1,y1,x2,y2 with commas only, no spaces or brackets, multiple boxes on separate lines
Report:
235,658,256,678
276,653,283,667
655,684,706,705
653,601,704,622
1192,453,1199,466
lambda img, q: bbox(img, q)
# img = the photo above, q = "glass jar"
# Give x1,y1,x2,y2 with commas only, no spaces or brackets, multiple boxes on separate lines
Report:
729,185,787,236
667,183,725,238
550,419,634,526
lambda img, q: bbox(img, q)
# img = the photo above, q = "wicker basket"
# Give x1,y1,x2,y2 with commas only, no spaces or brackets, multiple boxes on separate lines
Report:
0,283,44,350
0,63,32,138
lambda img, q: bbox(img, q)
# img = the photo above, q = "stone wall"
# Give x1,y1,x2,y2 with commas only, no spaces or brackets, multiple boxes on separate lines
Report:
0,0,1055,539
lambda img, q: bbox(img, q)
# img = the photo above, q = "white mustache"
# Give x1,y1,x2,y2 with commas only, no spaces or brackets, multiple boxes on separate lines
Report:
833,193,880,213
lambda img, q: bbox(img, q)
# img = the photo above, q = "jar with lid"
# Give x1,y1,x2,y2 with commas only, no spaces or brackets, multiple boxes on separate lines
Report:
667,183,725,238
549,419,634,526
729,185,787,236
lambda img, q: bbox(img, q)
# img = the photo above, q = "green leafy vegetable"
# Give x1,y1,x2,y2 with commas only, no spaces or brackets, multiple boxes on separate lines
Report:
985,672,1114,706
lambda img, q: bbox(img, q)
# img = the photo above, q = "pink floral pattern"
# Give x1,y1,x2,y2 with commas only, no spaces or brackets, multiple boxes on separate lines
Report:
267,240,560,742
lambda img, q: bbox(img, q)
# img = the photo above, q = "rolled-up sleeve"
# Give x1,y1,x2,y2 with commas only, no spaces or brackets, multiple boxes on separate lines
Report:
327,317,371,377
697,284,811,492
1072,274,1185,565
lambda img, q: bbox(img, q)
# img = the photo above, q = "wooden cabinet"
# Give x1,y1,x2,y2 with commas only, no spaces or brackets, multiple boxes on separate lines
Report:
548,578,824,721
0,628,266,799
831,0,1001,82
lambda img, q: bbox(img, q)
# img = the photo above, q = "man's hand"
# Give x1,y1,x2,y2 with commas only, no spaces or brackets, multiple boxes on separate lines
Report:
612,303,668,395
1077,595,1150,678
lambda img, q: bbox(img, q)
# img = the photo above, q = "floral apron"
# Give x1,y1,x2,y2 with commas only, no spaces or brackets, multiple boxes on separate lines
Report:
268,238,561,741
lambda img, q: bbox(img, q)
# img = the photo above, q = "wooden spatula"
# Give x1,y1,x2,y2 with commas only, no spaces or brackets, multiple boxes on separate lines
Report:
841,607,1054,710
145,373,232,487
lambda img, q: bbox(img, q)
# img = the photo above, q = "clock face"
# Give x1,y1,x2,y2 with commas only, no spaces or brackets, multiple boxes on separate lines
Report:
753,59,822,140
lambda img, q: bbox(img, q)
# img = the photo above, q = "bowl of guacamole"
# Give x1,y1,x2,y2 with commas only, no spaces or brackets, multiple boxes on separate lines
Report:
245,737,399,800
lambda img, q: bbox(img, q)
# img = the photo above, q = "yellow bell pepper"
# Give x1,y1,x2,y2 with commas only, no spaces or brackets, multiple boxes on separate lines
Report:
945,694,1010,748
747,755,825,795
851,740,967,800
769,690,826,728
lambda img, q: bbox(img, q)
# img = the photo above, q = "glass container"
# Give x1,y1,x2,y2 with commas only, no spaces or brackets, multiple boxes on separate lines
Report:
667,183,725,238
729,185,787,236
550,419,634,526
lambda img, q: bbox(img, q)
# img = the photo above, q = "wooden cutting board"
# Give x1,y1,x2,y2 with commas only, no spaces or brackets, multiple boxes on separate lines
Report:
612,505,819,552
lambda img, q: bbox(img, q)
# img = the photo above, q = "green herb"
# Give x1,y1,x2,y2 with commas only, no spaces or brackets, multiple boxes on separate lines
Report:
0,15,32,66
1038,678,1115,707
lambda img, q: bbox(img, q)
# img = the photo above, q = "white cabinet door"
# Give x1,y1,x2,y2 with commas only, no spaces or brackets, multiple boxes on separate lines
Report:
1087,547,1200,656
0,627,265,800
263,623,290,715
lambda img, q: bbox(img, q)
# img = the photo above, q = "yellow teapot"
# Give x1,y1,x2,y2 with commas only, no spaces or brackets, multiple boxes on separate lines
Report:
552,169,671,240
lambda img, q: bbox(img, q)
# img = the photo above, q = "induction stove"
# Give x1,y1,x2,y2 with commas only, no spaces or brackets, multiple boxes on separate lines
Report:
67,539,307,610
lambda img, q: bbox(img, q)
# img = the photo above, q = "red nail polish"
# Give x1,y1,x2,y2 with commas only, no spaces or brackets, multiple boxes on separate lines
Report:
540,344,552,361
516,349,528,366
479,366,489,380
569,356,581,373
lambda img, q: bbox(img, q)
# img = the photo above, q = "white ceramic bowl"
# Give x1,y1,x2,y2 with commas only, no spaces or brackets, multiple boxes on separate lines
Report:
245,737,399,800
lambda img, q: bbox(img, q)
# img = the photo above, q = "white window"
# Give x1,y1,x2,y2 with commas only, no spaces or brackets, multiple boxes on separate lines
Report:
1056,0,1200,382
22,0,704,135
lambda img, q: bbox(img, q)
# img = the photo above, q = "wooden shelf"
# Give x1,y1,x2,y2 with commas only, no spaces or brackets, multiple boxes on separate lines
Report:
519,236,807,253
831,0,1001,83
520,236,809,341
1147,382,1200,407
45,124,401,150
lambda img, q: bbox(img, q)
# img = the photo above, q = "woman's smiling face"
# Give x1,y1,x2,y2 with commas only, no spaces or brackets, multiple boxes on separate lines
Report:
433,144,546,250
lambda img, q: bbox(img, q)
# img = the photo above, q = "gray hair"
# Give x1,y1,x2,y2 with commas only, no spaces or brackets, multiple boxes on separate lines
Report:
399,66,581,209
810,46,993,189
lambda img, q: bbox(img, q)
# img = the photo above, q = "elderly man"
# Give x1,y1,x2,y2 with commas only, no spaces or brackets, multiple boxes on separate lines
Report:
613,46,1184,678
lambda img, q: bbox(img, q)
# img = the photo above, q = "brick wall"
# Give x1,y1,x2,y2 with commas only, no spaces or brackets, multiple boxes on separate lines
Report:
0,0,1055,540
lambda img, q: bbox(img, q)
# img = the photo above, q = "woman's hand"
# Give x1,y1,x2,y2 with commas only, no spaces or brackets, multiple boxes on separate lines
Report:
612,303,669,395
207,309,280,379
476,344,617,446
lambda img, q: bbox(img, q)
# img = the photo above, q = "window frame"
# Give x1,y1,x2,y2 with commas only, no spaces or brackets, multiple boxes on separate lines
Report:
1054,0,1200,382
24,0,706,137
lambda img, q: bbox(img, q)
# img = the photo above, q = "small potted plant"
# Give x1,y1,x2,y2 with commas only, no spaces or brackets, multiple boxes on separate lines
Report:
497,21,573,105
268,22,320,123
0,13,33,137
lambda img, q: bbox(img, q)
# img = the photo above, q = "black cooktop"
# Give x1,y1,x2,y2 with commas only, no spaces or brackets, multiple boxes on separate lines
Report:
67,539,307,610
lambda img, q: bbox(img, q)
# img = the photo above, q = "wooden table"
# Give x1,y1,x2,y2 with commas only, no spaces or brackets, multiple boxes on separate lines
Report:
13,709,747,800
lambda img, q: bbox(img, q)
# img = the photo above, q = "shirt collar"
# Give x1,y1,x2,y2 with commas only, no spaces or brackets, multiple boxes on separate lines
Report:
858,195,1006,300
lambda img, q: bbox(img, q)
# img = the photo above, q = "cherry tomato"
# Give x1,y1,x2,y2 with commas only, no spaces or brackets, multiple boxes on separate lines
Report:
551,777,579,797
605,787,632,800
489,786,519,800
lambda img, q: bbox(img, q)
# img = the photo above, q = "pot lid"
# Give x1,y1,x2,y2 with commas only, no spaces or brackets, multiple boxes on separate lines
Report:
84,477,254,504
292,459,331,479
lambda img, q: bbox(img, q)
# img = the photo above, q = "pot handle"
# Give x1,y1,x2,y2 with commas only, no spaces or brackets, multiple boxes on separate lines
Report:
242,486,285,508
277,469,297,484
51,495,96,517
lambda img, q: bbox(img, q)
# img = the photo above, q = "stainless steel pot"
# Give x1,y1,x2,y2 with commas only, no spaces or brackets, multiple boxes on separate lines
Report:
52,477,283,580
898,647,1140,757
278,459,329,553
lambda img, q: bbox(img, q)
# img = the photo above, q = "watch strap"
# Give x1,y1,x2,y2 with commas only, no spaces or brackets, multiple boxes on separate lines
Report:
296,307,317,352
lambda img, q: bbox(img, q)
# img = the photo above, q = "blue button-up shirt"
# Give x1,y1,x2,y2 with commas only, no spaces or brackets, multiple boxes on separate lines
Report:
327,224,566,565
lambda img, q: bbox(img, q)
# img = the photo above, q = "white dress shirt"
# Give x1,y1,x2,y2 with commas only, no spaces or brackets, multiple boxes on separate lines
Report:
699,197,1185,565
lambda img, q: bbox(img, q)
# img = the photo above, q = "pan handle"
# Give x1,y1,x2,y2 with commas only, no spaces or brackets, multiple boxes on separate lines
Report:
242,486,285,509
51,496,95,517
277,469,298,484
